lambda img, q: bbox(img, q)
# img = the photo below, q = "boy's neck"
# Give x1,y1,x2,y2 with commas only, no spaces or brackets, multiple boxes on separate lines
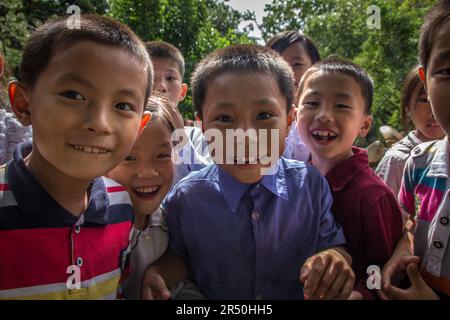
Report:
24,149,91,218
311,149,354,176
134,214,150,231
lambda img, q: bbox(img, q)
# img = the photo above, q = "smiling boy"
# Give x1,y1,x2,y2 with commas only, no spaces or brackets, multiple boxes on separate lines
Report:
0,15,152,299
144,45,354,300
296,59,403,299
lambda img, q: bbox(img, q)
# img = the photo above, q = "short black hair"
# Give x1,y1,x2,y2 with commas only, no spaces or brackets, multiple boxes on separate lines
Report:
299,58,374,114
266,30,321,64
145,94,176,134
191,44,294,117
19,14,152,104
419,0,450,71
145,41,185,79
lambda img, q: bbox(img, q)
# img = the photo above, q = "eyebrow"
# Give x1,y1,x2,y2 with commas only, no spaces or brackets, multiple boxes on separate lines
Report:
56,73,142,101
434,50,450,65
56,73,93,87
303,91,353,99
158,142,172,148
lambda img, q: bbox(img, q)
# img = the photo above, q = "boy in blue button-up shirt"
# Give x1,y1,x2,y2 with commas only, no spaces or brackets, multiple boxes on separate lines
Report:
143,45,354,300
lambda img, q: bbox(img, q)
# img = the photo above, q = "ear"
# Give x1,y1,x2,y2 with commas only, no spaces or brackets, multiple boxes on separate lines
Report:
287,104,296,130
358,114,373,138
418,67,428,94
194,111,204,132
179,83,188,102
9,81,32,127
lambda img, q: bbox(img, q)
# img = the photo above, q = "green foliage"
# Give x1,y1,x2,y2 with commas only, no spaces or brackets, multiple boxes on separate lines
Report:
261,0,435,142
0,0,108,75
109,0,256,119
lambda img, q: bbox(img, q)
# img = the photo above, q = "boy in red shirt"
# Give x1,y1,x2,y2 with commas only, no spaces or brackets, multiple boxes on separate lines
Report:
296,59,403,299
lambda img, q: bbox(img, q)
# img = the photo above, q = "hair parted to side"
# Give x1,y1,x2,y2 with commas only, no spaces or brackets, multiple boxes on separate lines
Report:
145,94,176,134
19,14,153,104
419,0,450,71
400,65,426,132
191,44,295,118
145,41,185,79
266,30,321,64
298,58,374,114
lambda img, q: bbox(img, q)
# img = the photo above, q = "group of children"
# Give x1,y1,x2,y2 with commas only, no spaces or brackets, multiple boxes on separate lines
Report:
0,0,449,300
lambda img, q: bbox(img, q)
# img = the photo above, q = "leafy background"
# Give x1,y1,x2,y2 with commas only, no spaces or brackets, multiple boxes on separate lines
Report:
0,0,435,143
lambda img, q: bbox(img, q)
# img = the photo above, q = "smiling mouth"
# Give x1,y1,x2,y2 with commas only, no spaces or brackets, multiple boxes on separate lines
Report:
311,129,338,142
132,186,161,198
70,144,111,154
427,123,440,128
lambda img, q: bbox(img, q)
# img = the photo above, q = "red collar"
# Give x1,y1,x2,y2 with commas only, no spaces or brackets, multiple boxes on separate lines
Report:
325,147,369,192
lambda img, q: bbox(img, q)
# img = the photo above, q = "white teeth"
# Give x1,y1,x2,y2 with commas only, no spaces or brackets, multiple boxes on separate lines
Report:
312,130,337,137
135,186,159,193
72,145,109,154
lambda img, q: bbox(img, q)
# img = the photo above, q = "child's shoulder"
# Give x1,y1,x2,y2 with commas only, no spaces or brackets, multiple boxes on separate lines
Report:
280,157,327,189
408,139,444,167
171,164,219,191
100,176,133,206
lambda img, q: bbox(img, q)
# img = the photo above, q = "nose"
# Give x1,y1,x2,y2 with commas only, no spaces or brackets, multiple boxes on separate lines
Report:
136,160,160,179
315,105,333,123
83,102,113,135
154,75,167,93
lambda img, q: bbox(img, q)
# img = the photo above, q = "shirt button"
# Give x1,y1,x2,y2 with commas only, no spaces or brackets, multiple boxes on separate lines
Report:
433,240,443,249
252,212,260,220
440,217,449,225
75,226,81,234
76,257,83,267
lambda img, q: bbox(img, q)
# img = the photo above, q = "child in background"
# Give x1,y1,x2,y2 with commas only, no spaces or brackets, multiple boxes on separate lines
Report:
381,0,450,300
0,51,32,164
143,45,354,300
266,30,320,162
0,15,152,299
296,58,403,299
376,65,444,197
145,41,211,184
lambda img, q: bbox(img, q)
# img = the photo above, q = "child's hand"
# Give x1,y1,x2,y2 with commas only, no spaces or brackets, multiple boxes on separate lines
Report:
141,269,171,300
347,290,363,300
300,247,355,300
384,262,439,300
378,253,420,300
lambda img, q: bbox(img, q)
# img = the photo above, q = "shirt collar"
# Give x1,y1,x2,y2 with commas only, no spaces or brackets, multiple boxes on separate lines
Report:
218,159,288,212
8,142,109,227
326,147,369,192
427,136,449,179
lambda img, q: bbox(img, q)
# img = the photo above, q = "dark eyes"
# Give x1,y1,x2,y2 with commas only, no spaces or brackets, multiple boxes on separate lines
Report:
417,97,429,103
124,155,136,161
336,104,351,109
437,68,450,76
166,76,177,81
216,115,233,122
303,101,319,108
157,153,172,159
115,102,134,112
256,112,273,120
61,90,84,100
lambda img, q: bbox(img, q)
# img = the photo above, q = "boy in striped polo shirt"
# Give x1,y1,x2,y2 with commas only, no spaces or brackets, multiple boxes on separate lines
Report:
380,0,450,299
0,15,153,299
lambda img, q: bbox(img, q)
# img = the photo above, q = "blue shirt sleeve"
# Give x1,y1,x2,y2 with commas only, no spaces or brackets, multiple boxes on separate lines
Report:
162,189,190,266
316,174,347,252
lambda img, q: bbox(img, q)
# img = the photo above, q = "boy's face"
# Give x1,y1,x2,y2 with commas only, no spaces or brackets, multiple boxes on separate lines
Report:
14,41,148,180
108,118,174,217
152,57,187,105
201,72,294,184
424,20,450,137
297,72,372,164
281,42,313,92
